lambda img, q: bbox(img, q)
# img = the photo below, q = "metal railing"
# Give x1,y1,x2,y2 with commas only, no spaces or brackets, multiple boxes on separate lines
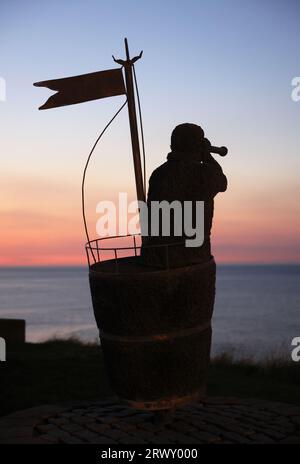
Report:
85,234,186,271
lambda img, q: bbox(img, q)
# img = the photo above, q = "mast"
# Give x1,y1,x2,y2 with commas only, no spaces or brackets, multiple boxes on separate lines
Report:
113,38,145,204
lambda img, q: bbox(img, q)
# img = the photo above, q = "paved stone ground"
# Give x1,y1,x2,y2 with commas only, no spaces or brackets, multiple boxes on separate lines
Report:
0,397,300,444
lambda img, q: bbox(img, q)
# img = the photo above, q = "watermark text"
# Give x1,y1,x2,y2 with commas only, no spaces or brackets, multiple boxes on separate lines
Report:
96,193,204,247
0,337,6,362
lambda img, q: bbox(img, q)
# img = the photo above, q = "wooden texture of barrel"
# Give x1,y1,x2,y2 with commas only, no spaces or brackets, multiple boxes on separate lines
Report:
89,256,216,410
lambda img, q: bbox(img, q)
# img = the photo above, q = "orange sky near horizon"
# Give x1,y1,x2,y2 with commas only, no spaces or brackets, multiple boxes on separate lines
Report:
1,168,299,266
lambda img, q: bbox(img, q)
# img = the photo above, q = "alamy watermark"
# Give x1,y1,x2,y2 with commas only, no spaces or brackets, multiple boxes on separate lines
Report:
291,337,300,362
0,337,6,362
291,77,300,102
96,193,204,247
0,77,6,102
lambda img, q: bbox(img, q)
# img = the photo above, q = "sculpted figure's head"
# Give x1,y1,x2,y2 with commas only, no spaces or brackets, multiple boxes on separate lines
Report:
171,123,210,159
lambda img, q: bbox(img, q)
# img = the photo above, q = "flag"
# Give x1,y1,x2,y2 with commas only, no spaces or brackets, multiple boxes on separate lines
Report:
34,68,126,110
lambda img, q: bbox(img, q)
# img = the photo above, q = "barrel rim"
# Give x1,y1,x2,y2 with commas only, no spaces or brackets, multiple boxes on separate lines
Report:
89,254,216,277
85,234,216,272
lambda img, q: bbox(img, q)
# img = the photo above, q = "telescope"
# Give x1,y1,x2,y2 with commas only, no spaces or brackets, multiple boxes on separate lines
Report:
210,145,228,157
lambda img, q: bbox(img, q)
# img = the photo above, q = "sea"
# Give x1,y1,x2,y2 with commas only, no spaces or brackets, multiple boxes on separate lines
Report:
0,265,299,360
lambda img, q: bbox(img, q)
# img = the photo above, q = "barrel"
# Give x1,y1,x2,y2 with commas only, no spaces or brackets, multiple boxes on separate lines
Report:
89,256,216,410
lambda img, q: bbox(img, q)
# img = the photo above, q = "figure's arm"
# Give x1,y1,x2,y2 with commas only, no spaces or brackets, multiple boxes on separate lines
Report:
202,139,227,193
216,167,227,192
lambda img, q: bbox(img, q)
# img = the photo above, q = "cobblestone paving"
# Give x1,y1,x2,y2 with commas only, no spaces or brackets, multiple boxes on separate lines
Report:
31,397,300,444
1,397,300,444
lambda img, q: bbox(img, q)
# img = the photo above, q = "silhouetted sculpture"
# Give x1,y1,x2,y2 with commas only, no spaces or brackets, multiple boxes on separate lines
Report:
89,123,227,409
35,39,228,410
142,123,227,268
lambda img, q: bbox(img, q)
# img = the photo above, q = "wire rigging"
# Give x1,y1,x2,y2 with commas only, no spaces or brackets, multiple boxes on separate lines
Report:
81,99,128,261
133,64,147,196
82,62,146,265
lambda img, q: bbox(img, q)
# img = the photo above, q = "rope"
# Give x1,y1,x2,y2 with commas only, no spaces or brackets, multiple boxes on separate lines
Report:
133,64,147,196
81,99,128,262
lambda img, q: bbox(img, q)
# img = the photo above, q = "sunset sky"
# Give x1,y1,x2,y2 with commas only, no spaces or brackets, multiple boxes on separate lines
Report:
0,0,299,265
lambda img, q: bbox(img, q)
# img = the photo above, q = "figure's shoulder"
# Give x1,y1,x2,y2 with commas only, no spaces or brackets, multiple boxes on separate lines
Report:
149,161,169,181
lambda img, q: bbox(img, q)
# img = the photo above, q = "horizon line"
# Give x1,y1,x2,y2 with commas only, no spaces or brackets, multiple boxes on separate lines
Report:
0,262,300,269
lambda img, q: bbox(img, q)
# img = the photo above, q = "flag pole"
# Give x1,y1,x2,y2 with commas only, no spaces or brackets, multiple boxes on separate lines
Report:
114,39,145,204
124,38,145,203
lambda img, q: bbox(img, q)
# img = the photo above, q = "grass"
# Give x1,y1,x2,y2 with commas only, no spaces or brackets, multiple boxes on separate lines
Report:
0,339,112,418
0,339,299,418
209,352,300,405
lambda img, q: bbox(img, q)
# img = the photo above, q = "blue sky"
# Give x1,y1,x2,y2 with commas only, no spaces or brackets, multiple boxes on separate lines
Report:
0,0,299,264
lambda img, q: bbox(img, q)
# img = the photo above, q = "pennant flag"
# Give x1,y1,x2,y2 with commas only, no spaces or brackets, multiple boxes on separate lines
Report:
34,68,126,110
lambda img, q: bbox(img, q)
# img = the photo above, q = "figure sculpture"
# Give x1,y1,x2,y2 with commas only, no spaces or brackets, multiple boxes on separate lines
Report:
142,123,227,268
